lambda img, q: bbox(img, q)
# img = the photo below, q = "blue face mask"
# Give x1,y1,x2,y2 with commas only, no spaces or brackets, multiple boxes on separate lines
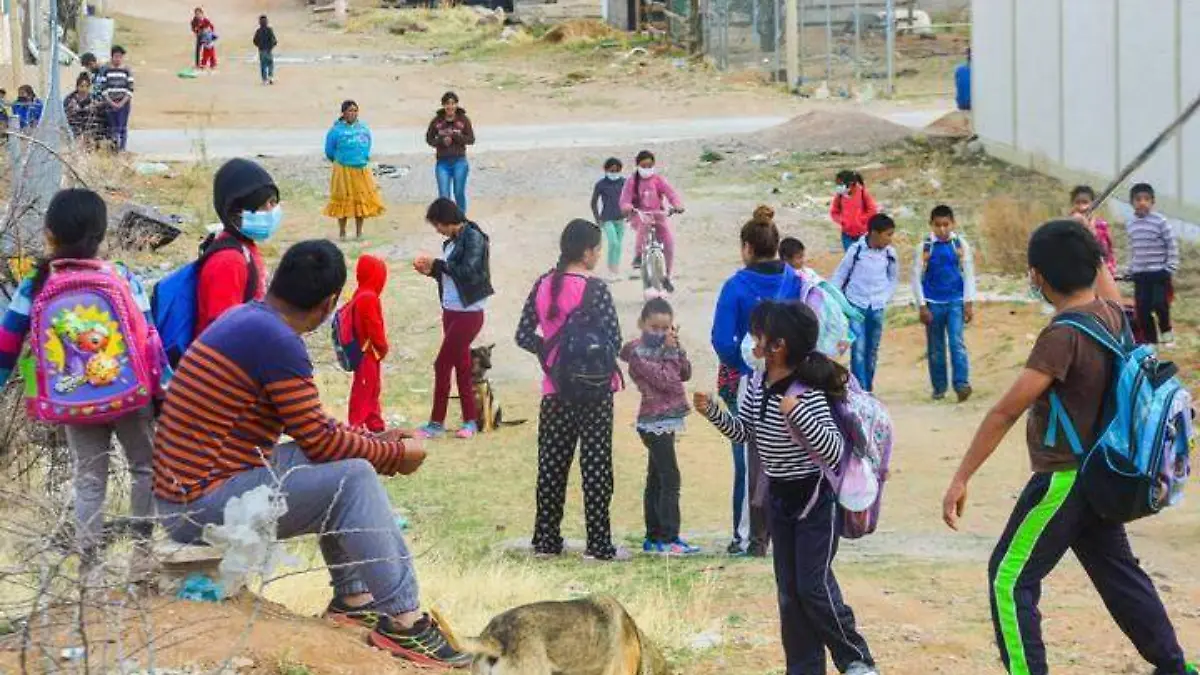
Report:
606,172,622,181
641,331,666,349
240,205,283,242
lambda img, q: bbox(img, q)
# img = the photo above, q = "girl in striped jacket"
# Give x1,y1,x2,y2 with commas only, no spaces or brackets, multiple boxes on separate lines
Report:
695,300,879,675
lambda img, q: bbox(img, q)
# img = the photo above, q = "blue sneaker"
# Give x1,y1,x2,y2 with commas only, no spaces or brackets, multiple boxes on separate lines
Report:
413,422,446,439
455,421,478,439
642,539,664,554
665,539,701,556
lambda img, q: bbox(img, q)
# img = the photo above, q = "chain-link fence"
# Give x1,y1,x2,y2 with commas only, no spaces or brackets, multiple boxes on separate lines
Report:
701,0,969,99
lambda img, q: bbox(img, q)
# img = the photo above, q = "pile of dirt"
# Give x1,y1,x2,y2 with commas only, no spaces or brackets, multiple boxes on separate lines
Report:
0,594,421,674
736,110,913,155
925,110,973,138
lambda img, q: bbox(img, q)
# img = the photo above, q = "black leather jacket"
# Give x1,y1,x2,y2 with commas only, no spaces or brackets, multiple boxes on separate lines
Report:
432,221,494,308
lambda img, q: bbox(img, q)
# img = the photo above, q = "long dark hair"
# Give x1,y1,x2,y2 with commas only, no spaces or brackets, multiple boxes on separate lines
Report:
753,300,848,399
547,219,601,320
631,149,655,210
31,188,108,296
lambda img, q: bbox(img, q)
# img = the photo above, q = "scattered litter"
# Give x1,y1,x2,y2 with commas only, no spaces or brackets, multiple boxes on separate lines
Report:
748,154,769,163
689,629,723,650
135,162,171,176
177,573,224,602
814,82,830,100
672,58,687,69
930,178,942,190
112,204,183,252
202,485,297,595
855,161,885,172
394,514,409,530
176,68,199,79
623,47,649,60
60,647,86,661
499,26,521,42
374,163,410,179
780,171,794,182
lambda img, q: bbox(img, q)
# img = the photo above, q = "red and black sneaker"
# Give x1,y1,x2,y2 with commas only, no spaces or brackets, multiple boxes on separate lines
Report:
323,597,381,631
368,613,471,669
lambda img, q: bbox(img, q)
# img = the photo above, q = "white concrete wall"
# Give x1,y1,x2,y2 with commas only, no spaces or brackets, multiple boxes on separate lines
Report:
972,0,1200,221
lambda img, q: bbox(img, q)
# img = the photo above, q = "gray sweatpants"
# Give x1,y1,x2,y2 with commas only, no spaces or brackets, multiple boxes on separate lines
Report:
156,444,420,616
65,407,156,552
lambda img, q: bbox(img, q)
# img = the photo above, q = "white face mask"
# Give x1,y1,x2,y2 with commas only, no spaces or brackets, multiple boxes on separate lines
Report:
605,172,622,181
741,334,765,372
835,184,849,196
637,167,656,179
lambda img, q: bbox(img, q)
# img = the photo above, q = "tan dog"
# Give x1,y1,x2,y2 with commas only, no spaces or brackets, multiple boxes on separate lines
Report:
459,595,672,675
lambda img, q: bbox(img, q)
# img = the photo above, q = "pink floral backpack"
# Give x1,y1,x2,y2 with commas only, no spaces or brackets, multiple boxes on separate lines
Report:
23,260,163,424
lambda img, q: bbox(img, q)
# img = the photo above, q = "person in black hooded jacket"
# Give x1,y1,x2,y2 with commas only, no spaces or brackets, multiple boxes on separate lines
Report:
412,198,493,439
196,158,281,336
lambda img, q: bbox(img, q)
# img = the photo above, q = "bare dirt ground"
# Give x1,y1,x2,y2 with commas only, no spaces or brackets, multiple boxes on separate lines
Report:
6,1,1199,674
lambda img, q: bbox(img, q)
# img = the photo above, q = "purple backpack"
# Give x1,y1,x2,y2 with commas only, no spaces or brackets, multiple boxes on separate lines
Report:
778,374,894,539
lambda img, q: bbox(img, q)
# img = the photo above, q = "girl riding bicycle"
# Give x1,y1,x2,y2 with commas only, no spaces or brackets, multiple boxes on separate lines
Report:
620,150,685,291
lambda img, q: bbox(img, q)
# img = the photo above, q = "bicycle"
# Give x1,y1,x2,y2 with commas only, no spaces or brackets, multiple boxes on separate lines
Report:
631,208,679,294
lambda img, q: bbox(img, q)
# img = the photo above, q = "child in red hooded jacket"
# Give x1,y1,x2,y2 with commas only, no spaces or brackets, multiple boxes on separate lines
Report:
347,255,389,432
830,170,878,251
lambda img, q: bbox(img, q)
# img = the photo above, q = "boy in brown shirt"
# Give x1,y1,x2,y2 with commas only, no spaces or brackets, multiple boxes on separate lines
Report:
940,220,1195,675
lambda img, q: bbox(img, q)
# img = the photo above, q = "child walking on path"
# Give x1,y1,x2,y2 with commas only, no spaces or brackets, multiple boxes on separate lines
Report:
591,157,627,280
346,255,389,433
1069,185,1117,276
198,27,218,70
516,219,626,561
619,298,698,556
0,189,169,566
832,214,898,393
697,300,878,675
912,205,976,402
619,150,685,288
252,15,277,85
942,219,1196,675
1124,182,1178,347
829,170,878,251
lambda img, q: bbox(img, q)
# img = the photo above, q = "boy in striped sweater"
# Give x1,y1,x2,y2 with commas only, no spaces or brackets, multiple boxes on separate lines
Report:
153,240,470,669
95,45,133,151
1125,183,1178,347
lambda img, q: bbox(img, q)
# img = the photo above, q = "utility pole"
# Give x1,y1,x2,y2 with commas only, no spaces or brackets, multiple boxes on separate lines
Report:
784,0,797,91
885,0,894,96
334,0,347,23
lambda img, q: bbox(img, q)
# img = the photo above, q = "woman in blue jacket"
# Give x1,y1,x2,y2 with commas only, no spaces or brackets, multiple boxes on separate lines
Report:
324,100,386,240
709,206,802,557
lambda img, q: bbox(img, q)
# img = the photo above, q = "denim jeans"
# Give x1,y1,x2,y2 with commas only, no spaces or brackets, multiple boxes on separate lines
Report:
259,50,275,82
435,156,470,216
926,301,970,395
106,103,131,152
841,233,861,251
850,305,885,392
719,386,749,547
157,444,420,615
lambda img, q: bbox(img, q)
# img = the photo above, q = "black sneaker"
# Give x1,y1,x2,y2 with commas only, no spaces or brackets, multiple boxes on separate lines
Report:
662,277,675,293
956,385,973,403
324,597,381,631
726,539,747,556
632,255,642,269
369,614,471,669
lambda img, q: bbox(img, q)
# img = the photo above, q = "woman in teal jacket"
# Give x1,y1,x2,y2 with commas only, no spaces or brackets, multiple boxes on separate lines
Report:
323,100,386,240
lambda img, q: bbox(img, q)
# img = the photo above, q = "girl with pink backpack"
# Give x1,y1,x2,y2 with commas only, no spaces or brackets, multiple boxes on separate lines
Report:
695,300,880,675
0,189,168,570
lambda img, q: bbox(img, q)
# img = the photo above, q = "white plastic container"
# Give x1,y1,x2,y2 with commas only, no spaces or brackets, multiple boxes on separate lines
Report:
81,16,114,58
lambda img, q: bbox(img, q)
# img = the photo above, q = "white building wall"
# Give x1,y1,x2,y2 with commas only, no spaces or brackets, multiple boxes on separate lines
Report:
972,0,1200,220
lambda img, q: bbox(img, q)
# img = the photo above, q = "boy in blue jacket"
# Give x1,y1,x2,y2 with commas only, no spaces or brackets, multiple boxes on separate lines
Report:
912,205,976,402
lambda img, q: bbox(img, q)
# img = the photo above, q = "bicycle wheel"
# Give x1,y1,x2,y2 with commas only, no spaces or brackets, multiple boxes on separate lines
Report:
644,248,667,291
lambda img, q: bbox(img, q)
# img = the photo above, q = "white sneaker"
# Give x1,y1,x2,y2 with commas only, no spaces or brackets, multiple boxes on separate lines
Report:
844,662,878,675
1161,331,1177,348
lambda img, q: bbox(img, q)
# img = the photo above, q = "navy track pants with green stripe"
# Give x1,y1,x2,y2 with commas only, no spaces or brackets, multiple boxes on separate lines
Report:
987,470,1187,675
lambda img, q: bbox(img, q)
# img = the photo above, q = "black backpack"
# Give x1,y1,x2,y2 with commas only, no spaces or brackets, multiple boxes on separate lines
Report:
540,277,618,403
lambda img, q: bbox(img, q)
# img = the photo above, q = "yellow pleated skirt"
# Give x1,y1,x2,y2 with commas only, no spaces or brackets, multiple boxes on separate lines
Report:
324,164,386,219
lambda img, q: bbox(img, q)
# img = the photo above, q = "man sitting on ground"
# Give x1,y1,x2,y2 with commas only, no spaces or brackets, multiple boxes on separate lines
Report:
153,239,470,669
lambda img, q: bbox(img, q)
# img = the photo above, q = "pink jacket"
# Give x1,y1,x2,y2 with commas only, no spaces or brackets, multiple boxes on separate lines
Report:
619,173,684,214
1093,218,1118,276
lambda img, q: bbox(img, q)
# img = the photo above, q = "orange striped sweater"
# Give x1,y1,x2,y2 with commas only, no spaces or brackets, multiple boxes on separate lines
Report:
153,302,405,503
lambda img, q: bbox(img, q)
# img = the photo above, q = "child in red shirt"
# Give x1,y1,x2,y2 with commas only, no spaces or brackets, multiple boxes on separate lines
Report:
347,255,389,432
830,170,878,251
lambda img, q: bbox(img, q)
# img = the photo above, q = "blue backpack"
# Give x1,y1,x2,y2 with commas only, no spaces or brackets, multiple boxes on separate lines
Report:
331,302,363,372
151,235,258,368
1044,310,1193,523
